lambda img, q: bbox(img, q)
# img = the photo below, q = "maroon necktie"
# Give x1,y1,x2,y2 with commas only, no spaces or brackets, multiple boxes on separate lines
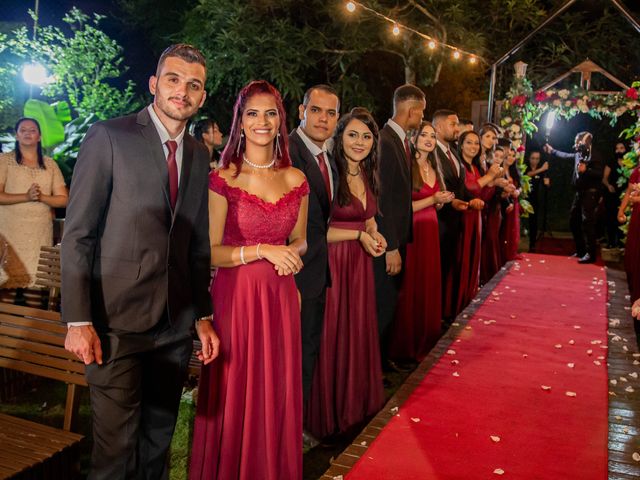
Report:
446,148,458,176
166,140,179,210
317,152,332,199
404,137,412,165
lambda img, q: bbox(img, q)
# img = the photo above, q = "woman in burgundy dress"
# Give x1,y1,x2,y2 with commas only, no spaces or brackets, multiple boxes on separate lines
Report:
619,166,640,302
456,131,502,313
190,81,309,480
389,121,453,361
305,110,387,439
501,147,522,262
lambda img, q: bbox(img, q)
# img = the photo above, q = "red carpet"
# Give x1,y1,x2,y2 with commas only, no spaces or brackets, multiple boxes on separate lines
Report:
347,254,608,479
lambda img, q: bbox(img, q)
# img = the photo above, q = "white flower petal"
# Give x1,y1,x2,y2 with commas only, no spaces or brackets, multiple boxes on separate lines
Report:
490,435,501,443
565,391,577,397
494,468,505,475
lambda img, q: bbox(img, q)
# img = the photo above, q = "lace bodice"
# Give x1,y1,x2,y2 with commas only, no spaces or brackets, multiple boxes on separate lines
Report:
209,169,309,246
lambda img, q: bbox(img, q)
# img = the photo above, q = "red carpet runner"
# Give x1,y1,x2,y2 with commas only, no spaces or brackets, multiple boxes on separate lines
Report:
347,254,608,479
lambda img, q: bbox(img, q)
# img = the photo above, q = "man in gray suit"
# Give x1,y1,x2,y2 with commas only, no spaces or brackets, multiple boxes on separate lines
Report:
62,44,219,479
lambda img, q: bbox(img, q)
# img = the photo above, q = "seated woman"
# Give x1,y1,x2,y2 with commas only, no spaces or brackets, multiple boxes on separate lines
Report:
305,110,387,439
390,121,453,361
0,118,68,297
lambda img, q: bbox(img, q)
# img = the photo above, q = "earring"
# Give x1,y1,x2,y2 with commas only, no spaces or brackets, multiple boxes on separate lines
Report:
236,131,244,157
275,132,282,159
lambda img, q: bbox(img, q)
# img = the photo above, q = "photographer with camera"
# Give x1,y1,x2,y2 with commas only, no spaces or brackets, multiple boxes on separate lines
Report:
543,131,603,264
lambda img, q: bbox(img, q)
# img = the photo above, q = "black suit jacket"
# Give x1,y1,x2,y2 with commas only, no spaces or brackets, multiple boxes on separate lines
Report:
375,124,413,252
436,144,469,242
289,129,338,299
61,107,212,337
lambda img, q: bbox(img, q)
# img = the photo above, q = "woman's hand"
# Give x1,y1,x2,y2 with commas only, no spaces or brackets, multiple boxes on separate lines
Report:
468,198,485,210
368,230,388,252
488,163,502,178
493,177,509,189
618,212,627,224
261,244,303,276
434,191,455,204
451,199,469,211
27,183,41,201
359,231,385,257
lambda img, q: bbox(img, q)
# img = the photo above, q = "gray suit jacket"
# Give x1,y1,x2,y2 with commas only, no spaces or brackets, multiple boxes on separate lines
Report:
61,107,212,338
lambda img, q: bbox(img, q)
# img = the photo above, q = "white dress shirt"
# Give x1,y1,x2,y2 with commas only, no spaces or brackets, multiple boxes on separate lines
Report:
68,105,187,328
297,126,333,198
386,118,407,145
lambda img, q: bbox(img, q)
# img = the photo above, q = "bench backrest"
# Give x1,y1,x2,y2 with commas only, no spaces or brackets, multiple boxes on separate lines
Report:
35,245,61,310
0,302,86,430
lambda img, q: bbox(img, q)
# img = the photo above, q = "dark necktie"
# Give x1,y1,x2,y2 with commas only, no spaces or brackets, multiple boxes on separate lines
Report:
446,148,458,176
317,152,332,199
404,137,412,166
166,140,179,209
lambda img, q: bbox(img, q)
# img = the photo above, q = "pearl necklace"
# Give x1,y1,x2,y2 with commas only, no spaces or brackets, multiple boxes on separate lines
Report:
243,154,275,169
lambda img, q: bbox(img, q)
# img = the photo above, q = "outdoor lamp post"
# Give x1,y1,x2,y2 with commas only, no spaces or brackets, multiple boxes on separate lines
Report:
22,62,49,86
514,61,528,79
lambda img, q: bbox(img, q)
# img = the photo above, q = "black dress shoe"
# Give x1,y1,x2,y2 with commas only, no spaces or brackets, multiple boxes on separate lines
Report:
570,252,581,258
578,253,596,264
386,359,415,373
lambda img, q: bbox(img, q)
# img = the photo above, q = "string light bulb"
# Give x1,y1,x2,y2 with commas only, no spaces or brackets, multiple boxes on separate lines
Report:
346,1,356,13
453,50,461,60
392,23,401,36
469,55,477,64
428,40,436,50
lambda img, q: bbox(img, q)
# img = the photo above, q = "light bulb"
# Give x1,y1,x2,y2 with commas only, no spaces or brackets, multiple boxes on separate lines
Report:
392,24,400,36
22,63,49,86
453,50,461,60
469,55,477,64
428,40,436,50
346,1,356,12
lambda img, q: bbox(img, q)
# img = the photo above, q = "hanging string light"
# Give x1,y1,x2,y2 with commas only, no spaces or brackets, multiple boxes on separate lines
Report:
344,0,484,64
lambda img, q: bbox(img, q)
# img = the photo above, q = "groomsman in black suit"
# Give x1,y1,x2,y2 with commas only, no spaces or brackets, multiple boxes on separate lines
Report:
62,45,218,479
289,85,339,411
374,84,425,372
433,109,480,320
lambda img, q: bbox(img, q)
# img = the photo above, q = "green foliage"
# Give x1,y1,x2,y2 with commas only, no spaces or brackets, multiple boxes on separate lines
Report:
52,113,100,183
7,8,140,120
0,32,21,131
23,99,68,148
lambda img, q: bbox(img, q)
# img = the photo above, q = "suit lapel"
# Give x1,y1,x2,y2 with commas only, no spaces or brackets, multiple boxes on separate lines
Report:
384,124,410,179
173,136,194,219
138,109,171,209
291,131,331,215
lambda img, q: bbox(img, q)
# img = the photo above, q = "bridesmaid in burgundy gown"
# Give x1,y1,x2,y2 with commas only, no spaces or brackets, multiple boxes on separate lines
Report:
455,131,502,313
190,81,309,480
305,110,387,439
619,167,640,302
481,143,509,285
389,121,453,361
501,147,522,262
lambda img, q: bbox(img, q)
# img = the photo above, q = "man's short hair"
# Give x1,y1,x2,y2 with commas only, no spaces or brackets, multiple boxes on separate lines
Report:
302,84,340,110
393,84,425,106
432,109,457,125
193,118,214,142
350,106,371,115
156,44,206,76
459,118,474,126
498,137,513,149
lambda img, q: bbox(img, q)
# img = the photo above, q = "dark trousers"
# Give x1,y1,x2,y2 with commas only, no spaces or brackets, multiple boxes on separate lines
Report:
528,189,540,250
373,246,406,364
85,328,192,480
301,293,326,402
604,191,622,247
570,189,601,258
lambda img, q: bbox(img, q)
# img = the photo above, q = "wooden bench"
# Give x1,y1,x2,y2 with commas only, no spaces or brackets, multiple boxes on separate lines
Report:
34,246,61,311
0,302,86,480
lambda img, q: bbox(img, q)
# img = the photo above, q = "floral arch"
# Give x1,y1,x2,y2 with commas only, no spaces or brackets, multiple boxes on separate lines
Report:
498,72,640,216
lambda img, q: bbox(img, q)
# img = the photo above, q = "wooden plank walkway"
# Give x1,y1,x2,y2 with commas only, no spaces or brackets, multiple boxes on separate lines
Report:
322,261,640,479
